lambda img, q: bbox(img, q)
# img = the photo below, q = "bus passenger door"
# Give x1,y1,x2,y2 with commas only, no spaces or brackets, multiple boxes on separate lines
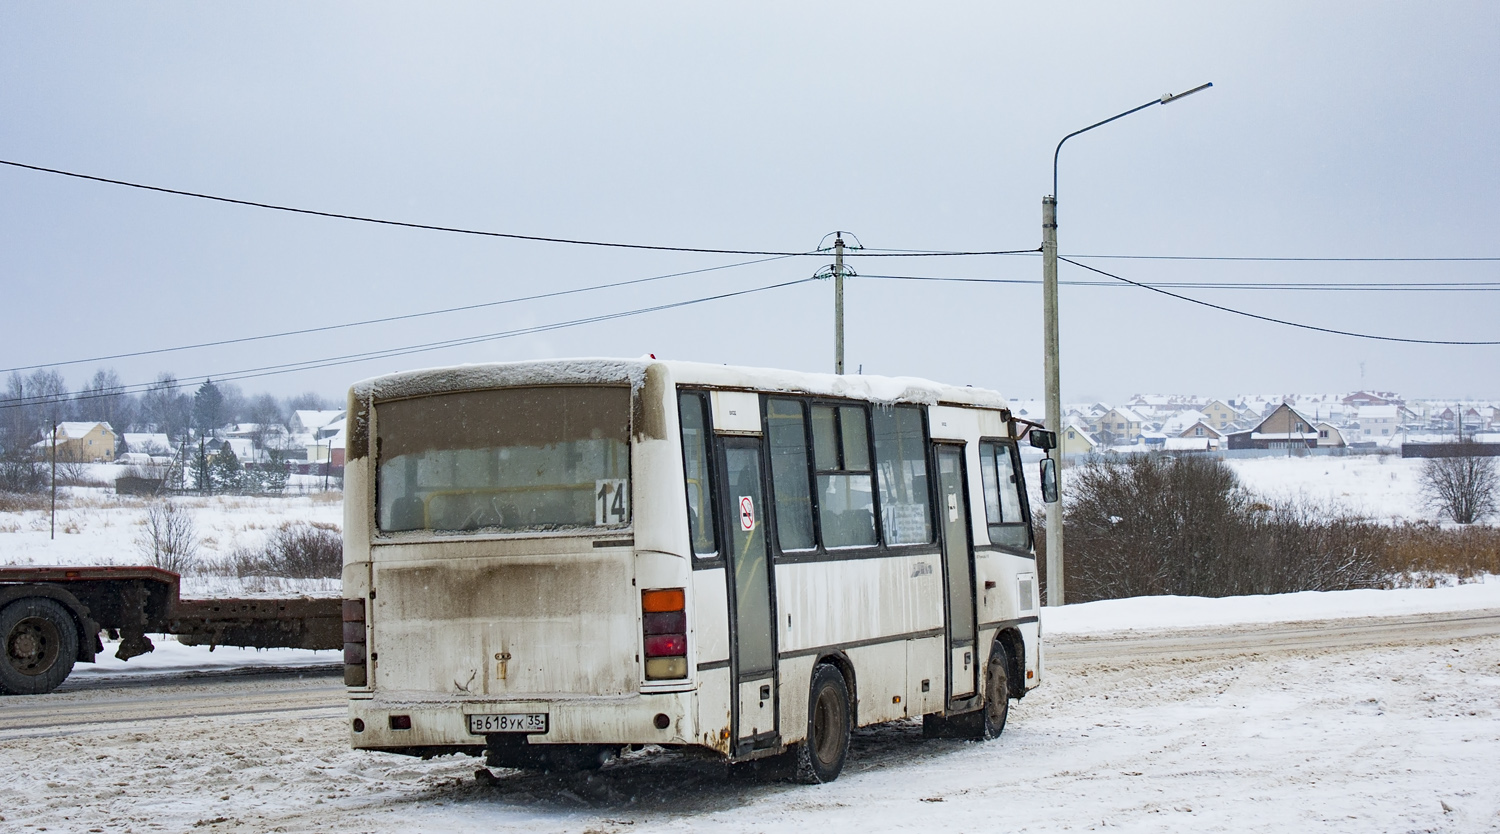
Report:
720,437,779,753
935,444,978,704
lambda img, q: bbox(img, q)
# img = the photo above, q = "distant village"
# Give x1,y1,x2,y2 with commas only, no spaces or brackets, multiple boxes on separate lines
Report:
1008,391,1500,458
13,384,1500,493
32,408,346,480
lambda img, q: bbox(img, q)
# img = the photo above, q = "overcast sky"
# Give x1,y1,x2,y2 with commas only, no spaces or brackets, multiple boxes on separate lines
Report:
3,3,1498,408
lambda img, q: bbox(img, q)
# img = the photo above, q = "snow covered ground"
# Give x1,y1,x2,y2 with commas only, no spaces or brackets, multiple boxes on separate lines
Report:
1,584,1496,833
0,488,342,597
1227,454,1430,524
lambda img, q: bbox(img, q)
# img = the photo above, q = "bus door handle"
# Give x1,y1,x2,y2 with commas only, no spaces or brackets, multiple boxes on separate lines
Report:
759,685,771,701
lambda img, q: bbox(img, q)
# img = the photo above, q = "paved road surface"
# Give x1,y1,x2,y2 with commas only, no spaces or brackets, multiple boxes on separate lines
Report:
5,608,1495,736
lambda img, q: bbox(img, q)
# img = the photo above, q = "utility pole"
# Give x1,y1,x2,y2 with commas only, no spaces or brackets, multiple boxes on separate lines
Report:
50,422,58,540
834,234,846,375
1041,197,1063,606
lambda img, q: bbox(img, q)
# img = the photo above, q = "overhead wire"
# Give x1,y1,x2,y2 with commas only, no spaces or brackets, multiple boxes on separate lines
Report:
1056,257,1500,346
1066,253,1500,263
861,274,1500,292
0,253,799,375
0,276,819,410
0,159,1036,258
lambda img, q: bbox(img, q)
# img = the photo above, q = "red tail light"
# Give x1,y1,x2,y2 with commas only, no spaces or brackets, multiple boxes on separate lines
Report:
642,588,687,680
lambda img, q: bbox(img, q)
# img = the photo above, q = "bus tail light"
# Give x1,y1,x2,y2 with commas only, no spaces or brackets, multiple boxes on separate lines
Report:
343,598,367,687
642,588,687,680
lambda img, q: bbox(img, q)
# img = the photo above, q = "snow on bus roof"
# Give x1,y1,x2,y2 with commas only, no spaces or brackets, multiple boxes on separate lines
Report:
352,358,1009,409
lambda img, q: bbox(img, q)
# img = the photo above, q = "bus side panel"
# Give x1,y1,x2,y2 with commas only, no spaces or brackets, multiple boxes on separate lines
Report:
776,655,816,745
691,567,729,670
906,635,945,714
846,642,908,726
1023,620,1042,690
695,667,733,754
691,567,732,753
775,554,943,659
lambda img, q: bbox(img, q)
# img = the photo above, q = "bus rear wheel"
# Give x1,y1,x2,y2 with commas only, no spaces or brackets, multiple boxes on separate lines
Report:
0,597,78,696
792,663,851,784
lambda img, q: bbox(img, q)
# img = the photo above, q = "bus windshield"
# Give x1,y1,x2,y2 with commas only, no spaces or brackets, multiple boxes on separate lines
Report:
375,386,631,534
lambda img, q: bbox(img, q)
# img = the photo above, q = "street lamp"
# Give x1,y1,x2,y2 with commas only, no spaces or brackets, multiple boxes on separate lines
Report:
1041,82,1212,608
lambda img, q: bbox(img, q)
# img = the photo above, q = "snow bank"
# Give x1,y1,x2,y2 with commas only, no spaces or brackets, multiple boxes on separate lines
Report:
1045,576,1500,635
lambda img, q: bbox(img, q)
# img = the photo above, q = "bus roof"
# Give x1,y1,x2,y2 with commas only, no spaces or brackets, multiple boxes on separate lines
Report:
352,358,1010,410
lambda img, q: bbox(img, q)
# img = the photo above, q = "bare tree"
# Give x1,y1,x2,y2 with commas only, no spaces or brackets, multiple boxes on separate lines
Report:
25,369,69,434
141,373,190,440
79,368,134,432
246,393,287,450
135,501,201,573
1422,443,1498,524
286,391,331,411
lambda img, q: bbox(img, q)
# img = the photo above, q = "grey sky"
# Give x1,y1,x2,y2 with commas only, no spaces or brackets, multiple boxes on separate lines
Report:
2,3,1497,406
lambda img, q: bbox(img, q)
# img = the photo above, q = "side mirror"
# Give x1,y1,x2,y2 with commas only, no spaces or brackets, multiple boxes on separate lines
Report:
1029,429,1057,451
1039,458,1059,504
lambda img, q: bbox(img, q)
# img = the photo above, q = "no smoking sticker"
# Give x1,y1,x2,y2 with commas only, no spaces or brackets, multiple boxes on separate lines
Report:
739,496,755,531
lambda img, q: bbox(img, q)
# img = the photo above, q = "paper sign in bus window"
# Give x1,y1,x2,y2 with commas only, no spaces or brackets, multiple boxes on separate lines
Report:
596,479,628,525
739,496,755,531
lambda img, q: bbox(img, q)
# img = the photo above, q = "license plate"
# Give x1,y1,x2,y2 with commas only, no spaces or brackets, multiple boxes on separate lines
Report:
467,713,547,734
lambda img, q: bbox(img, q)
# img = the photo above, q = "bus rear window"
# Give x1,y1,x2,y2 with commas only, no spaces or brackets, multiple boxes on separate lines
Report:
376,386,631,534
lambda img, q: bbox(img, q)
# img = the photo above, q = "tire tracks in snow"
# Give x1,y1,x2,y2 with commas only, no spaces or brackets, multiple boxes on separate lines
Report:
1046,608,1500,663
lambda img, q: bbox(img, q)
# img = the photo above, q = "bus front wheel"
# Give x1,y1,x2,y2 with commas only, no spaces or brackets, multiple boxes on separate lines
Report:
792,663,851,784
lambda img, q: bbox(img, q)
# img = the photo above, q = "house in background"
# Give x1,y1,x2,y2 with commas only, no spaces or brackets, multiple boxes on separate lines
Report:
120,432,174,457
1343,391,1403,408
1061,422,1097,457
1164,436,1217,452
34,422,116,462
1092,406,1145,445
292,410,346,437
1226,403,1318,450
1200,400,1239,431
1179,420,1226,443
1315,422,1346,448
1357,405,1400,440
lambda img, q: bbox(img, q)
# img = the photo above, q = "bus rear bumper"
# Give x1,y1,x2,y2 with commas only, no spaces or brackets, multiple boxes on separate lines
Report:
348,690,701,754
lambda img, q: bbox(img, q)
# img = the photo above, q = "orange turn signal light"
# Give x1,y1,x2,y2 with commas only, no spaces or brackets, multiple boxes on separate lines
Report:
641,588,685,613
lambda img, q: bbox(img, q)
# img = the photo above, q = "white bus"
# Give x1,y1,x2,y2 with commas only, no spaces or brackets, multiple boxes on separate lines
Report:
341,359,1047,782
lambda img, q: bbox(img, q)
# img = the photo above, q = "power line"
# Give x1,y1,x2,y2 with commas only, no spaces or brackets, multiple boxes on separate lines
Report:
862,274,1500,291
1068,253,1500,263
1057,257,1500,346
0,277,818,410
0,254,797,375
0,159,1036,258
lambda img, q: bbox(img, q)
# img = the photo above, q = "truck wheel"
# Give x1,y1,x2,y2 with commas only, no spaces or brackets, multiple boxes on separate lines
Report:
791,663,851,784
0,598,79,695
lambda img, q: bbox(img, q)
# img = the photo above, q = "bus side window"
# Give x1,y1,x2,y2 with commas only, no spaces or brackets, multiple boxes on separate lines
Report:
872,405,933,545
979,440,1030,550
766,398,816,551
812,405,877,549
679,391,718,558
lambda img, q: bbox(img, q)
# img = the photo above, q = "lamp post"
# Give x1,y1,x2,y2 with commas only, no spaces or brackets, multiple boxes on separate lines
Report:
1041,82,1212,607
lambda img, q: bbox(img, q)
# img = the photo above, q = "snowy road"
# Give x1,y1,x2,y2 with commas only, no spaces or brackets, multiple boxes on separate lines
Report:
2,603,1497,833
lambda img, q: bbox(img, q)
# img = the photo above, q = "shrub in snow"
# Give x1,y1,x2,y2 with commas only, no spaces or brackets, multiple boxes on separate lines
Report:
1420,443,1498,525
1054,454,1383,602
231,521,342,579
136,501,201,574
